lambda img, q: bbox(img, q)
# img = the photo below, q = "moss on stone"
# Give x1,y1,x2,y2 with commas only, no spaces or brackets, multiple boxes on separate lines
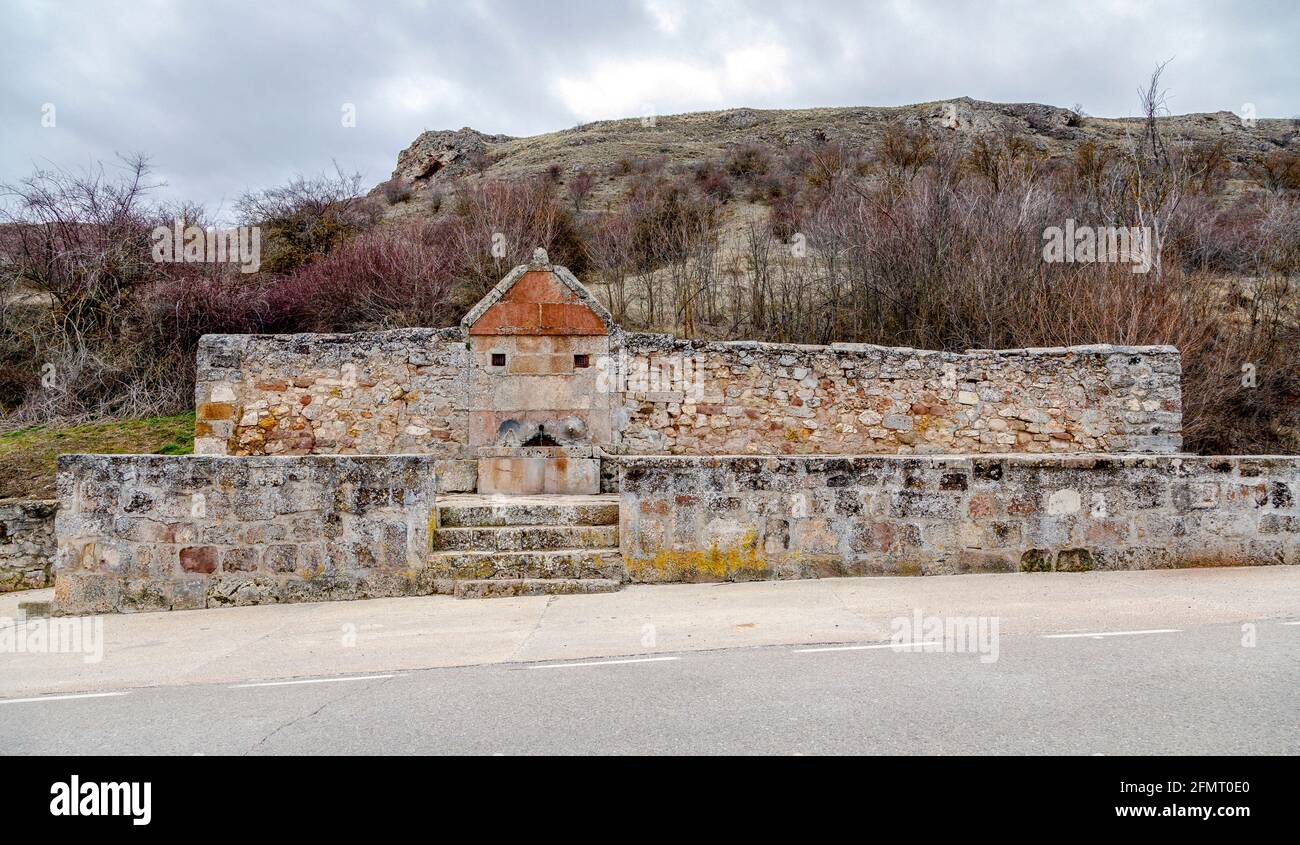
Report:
1054,548,1095,572
1019,548,1051,572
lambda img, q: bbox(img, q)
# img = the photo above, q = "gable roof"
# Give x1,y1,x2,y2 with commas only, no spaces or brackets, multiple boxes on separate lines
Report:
461,247,615,336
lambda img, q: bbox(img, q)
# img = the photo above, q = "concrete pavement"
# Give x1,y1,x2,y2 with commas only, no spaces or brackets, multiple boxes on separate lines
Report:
1,566,1298,697
2,621,1297,754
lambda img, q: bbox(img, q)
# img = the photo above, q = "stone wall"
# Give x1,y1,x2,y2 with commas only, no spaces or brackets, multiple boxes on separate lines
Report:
197,328,1181,463
614,338,1181,455
195,327,475,491
0,499,57,592
54,455,438,614
617,454,1299,582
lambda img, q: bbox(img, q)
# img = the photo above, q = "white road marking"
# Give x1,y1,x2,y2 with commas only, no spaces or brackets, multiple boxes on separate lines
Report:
1282,621,1300,626
795,641,946,653
0,691,129,706
231,673,403,688
528,656,679,670
1042,628,1181,639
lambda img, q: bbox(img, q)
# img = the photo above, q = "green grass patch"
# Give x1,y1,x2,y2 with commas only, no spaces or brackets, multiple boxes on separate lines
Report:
0,413,195,499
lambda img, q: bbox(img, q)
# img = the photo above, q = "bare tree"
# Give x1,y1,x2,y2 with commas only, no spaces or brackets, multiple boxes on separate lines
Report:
1125,60,1187,282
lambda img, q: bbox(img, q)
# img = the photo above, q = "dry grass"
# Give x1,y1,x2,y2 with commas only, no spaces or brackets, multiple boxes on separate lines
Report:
0,413,194,499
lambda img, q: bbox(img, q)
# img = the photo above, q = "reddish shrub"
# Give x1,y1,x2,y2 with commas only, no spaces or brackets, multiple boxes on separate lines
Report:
268,221,459,331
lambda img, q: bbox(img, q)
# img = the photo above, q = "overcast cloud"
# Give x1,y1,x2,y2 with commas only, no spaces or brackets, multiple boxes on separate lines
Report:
2,0,1297,218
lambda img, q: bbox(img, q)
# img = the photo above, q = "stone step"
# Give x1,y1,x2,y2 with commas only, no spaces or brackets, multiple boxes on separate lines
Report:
454,578,622,599
437,494,619,528
431,524,619,552
427,549,624,581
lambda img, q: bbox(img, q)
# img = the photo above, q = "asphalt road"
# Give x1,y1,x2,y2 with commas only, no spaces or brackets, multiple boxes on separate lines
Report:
3,620,1296,754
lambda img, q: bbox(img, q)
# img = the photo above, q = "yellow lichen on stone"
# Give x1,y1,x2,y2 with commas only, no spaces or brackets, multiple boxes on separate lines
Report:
626,531,769,582
296,561,325,580
1174,553,1261,569
427,513,440,544
893,559,924,576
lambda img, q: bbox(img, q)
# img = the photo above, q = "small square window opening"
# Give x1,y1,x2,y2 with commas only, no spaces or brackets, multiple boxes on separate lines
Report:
574,354,590,368
491,353,506,367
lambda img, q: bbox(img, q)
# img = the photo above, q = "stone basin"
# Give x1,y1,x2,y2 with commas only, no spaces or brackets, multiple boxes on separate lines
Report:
476,445,600,495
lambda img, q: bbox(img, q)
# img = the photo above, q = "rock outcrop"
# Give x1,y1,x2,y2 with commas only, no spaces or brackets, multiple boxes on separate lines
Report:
390,127,514,183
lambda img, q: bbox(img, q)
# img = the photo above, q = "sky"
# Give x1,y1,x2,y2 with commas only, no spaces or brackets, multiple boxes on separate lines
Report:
2,0,1297,219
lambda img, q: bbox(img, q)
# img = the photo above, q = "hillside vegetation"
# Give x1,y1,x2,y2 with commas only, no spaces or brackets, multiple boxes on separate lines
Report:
2,77,1297,492
379,97,1298,215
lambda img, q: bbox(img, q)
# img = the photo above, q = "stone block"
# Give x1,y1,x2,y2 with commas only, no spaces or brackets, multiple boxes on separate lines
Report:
476,454,599,495
179,546,218,574
1019,548,1051,572
1055,548,1095,572
956,549,1016,573
53,572,120,615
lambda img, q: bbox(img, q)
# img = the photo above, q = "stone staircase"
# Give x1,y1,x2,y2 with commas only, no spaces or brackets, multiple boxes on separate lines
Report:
429,494,624,598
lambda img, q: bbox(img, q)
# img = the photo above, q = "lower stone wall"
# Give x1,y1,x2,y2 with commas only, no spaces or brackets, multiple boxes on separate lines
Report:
617,454,1300,582
51,449,1300,611
0,499,58,592
54,455,438,614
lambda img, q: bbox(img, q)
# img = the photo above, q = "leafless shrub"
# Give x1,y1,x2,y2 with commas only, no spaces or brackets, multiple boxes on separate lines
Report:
269,221,458,331
0,154,185,425
875,124,935,184
1246,150,1300,194
567,168,595,212
235,164,377,274
725,144,772,180
380,177,415,205
446,176,589,309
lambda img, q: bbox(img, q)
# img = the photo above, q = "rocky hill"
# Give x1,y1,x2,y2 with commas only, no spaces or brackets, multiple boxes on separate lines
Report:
378,97,1300,208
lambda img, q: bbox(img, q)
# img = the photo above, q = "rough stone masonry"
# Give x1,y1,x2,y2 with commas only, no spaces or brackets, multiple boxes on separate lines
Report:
193,331,1182,464
1,498,57,592
618,454,1299,582
48,250,1298,613
54,455,437,612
